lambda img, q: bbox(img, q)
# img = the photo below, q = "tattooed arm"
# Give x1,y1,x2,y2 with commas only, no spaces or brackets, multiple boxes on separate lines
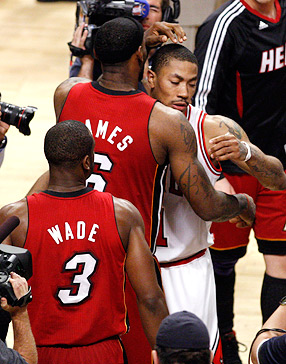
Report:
205,115,286,190
149,103,255,225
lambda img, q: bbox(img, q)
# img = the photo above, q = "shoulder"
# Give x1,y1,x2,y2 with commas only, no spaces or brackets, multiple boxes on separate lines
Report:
0,199,27,221
113,197,143,227
55,77,91,96
204,114,249,141
151,102,190,131
113,197,145,250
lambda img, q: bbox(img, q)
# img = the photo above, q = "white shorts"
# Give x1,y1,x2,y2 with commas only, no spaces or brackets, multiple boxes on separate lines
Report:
160,249,220,355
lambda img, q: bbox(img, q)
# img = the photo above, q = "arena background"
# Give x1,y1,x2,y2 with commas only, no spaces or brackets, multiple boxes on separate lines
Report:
0,1,265,363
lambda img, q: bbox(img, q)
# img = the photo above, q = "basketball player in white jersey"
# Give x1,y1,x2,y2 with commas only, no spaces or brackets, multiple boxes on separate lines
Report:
146,43,286,364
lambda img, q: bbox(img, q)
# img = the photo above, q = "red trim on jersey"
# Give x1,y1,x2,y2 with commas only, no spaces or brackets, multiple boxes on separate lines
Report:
159,249,206,268
199,114,222,176
240,0,281,23
236,70,243,118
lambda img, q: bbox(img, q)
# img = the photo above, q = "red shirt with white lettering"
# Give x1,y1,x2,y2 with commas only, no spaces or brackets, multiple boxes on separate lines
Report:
25,188,127,346
59,81,164,253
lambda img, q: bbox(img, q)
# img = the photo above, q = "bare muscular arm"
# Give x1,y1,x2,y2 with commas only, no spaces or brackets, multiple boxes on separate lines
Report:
149,103,255,224
206,115,286,190
114,197,169,348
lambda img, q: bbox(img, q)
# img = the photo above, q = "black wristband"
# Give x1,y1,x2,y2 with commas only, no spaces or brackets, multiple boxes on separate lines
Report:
14,286,32,307
67,42,90,58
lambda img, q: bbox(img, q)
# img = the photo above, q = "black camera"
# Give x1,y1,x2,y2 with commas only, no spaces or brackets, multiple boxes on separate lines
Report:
0,100,37,136
73,0,150,56
0,245,32,307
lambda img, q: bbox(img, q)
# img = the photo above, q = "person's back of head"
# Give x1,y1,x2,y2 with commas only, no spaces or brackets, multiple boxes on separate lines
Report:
94,17,144,65
151,43,198,74
44,120,94,169
153,311,212,364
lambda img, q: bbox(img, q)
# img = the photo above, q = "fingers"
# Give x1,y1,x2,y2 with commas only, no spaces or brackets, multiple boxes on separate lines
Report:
0,121,9,142
144,22,187,48
72,23,88,49
159,22,187,43
9,272,28,300
229,216,249,228
209,133,245,161
0,297,8,311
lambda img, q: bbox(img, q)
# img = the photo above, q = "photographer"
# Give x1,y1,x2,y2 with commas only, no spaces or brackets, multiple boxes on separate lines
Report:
69,0,175,81
0,272,37,364
0,106,10,168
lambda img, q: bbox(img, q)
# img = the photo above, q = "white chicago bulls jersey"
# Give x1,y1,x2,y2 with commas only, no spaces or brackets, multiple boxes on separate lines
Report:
155,104,221,263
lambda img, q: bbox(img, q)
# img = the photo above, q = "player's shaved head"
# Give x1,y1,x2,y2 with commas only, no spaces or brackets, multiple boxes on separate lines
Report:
44,120,94,168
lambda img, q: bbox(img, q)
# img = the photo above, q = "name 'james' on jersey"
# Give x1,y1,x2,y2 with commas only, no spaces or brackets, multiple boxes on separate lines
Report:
59,81,166,253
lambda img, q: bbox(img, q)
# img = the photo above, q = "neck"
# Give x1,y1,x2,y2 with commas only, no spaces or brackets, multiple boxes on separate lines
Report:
244,0,276,18
98,62,140,91
48,168,87,193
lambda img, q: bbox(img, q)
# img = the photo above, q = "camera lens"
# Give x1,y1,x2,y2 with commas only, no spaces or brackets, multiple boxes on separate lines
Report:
0,101,37,135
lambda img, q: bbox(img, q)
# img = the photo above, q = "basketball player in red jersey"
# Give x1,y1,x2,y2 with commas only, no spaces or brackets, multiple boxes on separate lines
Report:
0,120,169,364
27,18,256,364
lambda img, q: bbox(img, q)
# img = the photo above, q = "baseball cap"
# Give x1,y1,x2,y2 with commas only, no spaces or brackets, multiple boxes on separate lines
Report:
156,311,210,350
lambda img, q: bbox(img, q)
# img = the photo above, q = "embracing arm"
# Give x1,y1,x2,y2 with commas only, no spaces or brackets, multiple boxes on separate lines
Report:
207,115,286,191
151,104,255,225
115,198,169,348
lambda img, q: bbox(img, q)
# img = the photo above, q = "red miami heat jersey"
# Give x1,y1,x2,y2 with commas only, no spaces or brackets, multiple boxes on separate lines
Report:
59,82,166,254
25,188,127,346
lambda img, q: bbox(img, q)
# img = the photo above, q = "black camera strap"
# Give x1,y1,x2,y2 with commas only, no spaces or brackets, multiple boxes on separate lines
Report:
14,286,32,307
68,42,91,58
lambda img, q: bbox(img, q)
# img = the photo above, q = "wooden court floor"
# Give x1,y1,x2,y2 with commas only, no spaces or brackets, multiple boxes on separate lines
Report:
0,1,265,362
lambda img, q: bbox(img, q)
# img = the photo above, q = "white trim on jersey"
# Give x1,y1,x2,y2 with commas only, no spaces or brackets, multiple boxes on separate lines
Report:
195,0,245,110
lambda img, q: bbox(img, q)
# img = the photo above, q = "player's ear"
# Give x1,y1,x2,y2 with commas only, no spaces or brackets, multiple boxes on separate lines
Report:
82,154,92,173
137,45,144,63
147,69,156,89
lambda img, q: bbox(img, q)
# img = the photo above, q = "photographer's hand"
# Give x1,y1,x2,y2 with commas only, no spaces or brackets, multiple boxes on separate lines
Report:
72,23,89,50
0,105,10,144
1,273,37,364
71,23,94,80
144,21,187,49
1,273,28,315
0,121,10,144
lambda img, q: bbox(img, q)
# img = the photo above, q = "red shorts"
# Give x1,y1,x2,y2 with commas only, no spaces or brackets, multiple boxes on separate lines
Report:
210,173,286,254
37,337,125,364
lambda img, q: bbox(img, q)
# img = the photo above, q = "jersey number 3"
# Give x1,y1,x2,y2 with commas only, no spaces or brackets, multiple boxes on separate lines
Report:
57,252,97,305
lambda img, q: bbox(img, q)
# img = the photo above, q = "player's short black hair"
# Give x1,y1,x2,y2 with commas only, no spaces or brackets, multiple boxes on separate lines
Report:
94,17,144,64
44,120,94,168
151,44,198,74
155,345,211,364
